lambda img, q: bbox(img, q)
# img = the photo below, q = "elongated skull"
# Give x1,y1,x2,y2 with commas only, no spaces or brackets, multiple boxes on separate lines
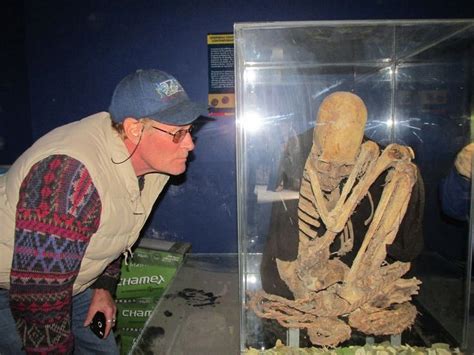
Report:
311,92,368,191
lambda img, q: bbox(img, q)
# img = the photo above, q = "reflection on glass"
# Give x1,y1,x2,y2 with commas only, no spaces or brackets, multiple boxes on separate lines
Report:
238,111,264,133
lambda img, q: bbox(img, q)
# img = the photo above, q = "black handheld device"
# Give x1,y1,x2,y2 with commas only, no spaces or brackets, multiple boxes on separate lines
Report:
89,311,106,339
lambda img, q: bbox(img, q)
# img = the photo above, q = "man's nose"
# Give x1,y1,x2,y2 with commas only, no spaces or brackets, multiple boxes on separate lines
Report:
181,132,195,151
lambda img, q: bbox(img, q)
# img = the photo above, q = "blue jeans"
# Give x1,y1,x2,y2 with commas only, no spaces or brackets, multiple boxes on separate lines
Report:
0,288,119,354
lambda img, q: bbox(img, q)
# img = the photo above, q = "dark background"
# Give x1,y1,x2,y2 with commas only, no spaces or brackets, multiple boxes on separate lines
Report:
1,0,473,253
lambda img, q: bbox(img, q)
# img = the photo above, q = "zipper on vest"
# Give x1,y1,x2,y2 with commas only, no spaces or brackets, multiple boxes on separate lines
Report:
122,247,134,267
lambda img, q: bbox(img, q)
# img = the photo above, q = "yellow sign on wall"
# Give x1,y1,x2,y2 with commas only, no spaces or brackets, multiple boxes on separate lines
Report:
207,34,234,45
208,33,234,117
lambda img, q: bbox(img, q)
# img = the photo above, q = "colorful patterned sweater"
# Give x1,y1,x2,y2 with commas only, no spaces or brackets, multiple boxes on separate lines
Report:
10,155,120,354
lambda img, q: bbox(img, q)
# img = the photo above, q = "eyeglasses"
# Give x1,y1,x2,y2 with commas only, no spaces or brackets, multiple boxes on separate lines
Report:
151,125,193,143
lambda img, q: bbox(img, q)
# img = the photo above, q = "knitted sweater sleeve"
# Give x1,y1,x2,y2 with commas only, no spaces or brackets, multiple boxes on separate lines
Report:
9,155,102,354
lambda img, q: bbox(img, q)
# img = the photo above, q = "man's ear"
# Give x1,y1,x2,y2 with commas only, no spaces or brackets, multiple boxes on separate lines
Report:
122,118,143,144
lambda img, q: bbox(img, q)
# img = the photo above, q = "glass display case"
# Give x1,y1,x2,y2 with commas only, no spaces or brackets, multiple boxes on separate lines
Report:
235,20,474,352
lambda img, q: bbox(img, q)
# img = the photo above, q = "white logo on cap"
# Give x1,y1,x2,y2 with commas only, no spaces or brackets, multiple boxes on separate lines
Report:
154,79,184,98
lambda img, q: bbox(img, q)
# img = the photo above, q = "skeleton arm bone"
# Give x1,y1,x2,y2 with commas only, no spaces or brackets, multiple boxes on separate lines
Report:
308,143,413,234
306,141,379,232
333,144,414,233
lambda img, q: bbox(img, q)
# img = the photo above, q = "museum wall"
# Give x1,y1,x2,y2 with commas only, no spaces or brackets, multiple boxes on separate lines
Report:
1,0,473,252
1,1,31,164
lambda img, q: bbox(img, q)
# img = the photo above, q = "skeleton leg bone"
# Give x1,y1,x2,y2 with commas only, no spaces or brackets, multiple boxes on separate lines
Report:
346,161,417,285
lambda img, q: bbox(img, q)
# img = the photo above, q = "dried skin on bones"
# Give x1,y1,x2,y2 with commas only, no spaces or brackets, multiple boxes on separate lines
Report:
249,92,421,347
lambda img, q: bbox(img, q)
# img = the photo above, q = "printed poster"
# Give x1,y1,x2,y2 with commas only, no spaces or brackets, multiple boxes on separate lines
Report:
207,33,234,117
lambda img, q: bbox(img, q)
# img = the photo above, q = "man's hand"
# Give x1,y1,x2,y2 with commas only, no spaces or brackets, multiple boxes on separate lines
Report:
455,142,474,179
83,288,117,338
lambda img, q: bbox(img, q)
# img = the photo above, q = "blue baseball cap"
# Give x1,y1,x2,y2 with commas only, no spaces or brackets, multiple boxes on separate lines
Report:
109,69,209,125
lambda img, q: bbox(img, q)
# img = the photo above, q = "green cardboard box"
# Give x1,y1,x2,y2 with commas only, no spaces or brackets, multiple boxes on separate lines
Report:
117,328,142,355
116,239,190,299
116,239,190,353
116,297,160,329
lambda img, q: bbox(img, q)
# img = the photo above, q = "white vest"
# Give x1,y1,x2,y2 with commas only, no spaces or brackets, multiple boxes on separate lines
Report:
0,112,169,294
